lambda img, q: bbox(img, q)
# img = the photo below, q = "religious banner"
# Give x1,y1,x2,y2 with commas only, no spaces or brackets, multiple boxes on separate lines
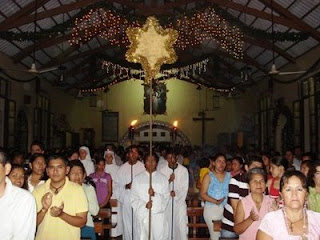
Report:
144,83,167,115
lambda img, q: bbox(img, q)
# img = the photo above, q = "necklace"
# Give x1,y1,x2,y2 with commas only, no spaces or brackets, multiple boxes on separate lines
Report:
50,180,66,194
282,208,308,240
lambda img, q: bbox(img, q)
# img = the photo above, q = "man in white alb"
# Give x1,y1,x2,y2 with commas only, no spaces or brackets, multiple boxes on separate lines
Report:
0,151,36,240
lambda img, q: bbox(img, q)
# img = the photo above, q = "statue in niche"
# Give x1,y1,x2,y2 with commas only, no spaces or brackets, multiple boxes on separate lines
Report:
144,82,168,115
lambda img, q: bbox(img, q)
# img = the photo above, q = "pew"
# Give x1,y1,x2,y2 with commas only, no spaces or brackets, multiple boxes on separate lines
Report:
187,207,209,240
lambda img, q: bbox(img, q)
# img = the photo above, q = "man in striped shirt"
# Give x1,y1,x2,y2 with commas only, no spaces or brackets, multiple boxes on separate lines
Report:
220,156,264,238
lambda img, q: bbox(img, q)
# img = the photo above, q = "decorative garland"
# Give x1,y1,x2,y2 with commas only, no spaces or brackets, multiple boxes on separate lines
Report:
70,7,243,59
0,3,307,43
79,71,235,94
101,58,209,80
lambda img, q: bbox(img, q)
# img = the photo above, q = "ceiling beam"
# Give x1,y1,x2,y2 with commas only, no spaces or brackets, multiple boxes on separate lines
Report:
13,34,71,62
42,43,118,68
41,45,79,69
257,0,320,42
0,0,103,31
0,0,51,30
206,0,304,32
243,35,295,63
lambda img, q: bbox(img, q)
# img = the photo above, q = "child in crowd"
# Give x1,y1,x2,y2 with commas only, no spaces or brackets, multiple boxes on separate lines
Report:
267,156,288,199
89,157,112,208
300,160,312,177
8,164,27,189
230,156,244,177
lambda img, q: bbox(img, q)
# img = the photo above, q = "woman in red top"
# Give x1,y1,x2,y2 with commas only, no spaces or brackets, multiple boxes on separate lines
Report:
267,156,288,199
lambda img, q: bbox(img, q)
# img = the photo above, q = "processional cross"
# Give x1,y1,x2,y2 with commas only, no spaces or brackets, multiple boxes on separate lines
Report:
193,111,214,146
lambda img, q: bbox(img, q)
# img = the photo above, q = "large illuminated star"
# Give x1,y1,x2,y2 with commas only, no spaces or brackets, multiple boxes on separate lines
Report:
126,16,178,82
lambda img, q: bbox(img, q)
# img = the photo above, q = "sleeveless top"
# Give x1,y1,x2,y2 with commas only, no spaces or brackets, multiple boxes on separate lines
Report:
239,194,274,240
205,171,231,207
269,177,280,198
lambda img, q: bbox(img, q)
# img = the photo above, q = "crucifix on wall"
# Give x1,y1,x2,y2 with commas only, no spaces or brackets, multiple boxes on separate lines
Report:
193,111,214,146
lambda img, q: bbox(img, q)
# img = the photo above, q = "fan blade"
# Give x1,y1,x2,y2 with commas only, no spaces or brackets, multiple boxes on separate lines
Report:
38,66,59,74
278,71,307,76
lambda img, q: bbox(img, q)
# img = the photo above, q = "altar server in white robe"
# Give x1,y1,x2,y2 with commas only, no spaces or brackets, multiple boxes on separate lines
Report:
159,149,189,240
131,153,170,240
114,146,145,240
104,150,123,238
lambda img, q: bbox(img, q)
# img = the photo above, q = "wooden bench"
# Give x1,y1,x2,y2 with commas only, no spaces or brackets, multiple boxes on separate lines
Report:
187,207,209,240
94,199,118,238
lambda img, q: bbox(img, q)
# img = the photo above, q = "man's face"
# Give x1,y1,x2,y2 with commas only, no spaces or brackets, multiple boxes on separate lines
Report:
145,155,157,172
129,148,139,164
47,158,68,183
31,144,44,154
166,153,176,167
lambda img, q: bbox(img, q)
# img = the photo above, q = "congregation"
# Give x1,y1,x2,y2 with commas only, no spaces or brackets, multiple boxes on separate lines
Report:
1,141,320,240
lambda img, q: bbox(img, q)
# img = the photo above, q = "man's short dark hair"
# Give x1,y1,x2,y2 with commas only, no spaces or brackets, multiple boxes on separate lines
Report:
0,151,8,165
47,155,68,166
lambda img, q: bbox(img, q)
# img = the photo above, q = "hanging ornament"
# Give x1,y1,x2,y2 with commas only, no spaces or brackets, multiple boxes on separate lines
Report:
125,16,178,83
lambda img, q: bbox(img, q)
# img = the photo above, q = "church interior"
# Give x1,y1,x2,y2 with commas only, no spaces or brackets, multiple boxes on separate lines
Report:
0,0,320,239
0,0,319,156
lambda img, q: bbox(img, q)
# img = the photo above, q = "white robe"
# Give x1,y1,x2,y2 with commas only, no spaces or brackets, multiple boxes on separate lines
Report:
79,146,95,176
157,156,167,171
159,163,189,240
131,170,170,240
105,163,123,237
114,161,145,240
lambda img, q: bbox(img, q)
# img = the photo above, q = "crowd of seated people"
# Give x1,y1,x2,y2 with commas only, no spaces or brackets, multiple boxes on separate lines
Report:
1,141,320,240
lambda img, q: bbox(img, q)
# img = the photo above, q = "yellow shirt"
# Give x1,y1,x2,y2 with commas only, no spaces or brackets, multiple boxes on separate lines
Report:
199,167,210,183
32,178,88,240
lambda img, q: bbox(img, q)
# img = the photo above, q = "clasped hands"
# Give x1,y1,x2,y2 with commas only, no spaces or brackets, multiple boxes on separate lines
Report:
41,192,64,217
146,187,155,209
249,209,259,221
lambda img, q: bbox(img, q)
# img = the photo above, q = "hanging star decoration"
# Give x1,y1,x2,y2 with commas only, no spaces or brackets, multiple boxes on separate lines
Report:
125,16,178,83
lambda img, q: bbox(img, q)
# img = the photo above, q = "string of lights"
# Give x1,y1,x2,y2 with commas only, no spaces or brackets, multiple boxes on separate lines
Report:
101,58,210,79
79,73,235,94
70,7,243,59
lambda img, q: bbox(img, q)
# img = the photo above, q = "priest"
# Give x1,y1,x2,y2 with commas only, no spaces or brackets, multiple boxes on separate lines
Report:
131,153,170,240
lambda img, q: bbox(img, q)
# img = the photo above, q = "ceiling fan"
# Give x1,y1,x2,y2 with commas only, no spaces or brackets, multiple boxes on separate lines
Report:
4,0,59,75
269,0,306,76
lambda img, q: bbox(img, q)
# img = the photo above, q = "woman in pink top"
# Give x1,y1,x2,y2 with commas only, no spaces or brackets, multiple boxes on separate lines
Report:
257,171,320,240
234,168,275,240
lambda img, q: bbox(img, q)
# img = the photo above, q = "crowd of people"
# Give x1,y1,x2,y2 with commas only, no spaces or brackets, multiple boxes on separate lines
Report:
1,141,320,240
